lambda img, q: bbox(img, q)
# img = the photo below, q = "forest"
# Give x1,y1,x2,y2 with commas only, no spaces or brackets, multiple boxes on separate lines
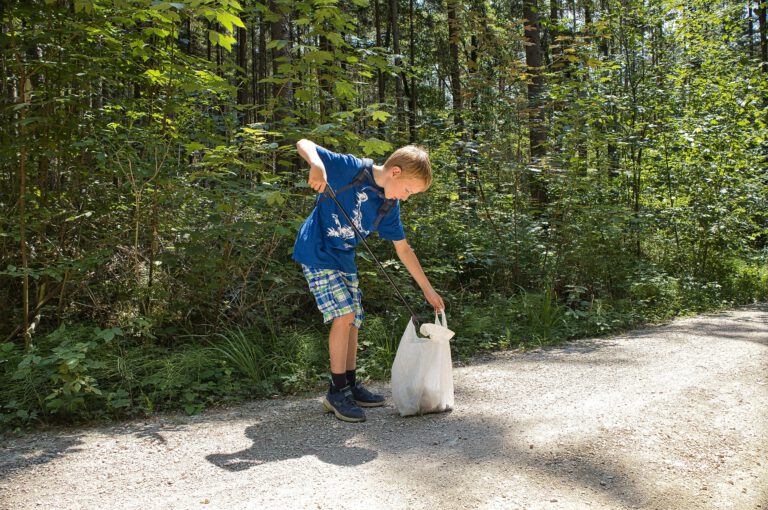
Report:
1,0,767,430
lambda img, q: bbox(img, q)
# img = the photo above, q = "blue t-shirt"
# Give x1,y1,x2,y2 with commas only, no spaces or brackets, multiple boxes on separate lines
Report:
292,146,405,273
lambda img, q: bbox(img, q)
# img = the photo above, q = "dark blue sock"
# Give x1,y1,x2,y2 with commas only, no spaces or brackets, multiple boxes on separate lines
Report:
346,369,356,387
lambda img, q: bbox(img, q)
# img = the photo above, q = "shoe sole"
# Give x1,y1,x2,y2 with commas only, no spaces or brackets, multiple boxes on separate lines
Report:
356,399,386,408
322,398,366,422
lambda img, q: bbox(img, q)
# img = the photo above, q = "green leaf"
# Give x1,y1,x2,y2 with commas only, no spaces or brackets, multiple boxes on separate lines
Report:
267,39,290,50
325,33,345,47
295,88,314,102
333,81,356,100
216,11,245,33
371,110,391,122
185,142,206,152
303,50,333,64
359,138,393,156
143,27,170,39
74,0,94,13
208,30,236,51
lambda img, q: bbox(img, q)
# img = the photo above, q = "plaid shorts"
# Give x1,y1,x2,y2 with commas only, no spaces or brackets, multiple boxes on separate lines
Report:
301,265,364,328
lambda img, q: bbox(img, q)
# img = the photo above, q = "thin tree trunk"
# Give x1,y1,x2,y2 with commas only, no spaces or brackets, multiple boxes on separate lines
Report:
251,19,258,120
270,0,293,123
390,0,405,139
16,57,31,350
186,17,193,55
523,0,548,204
408,0,416,142
447,0,467,197
237,22,248,125
375,0,385,138
599,0,617,174
548,0,560,66
216,40,222,76
207,20,212,62
319,34,332,123
258,12,268,116
447,0,462,128
759,2,767,73
375,0,385,105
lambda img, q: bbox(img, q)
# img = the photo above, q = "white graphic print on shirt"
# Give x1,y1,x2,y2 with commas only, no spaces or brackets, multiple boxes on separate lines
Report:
326,190,370,248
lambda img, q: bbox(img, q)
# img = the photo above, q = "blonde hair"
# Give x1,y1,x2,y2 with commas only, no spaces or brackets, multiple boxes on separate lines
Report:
383,145,433,189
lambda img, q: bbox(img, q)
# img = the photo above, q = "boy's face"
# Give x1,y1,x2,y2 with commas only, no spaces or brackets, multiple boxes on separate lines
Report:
384,167,427,201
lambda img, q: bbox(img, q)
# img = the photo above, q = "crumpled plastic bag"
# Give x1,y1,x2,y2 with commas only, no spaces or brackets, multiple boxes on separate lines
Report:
391,311,455,416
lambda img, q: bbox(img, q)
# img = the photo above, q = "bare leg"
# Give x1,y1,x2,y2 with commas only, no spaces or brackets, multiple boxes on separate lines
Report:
346,325,358,371
329,313,355,374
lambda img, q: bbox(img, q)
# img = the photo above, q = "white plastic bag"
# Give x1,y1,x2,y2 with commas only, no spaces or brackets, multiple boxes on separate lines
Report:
391,311,455,416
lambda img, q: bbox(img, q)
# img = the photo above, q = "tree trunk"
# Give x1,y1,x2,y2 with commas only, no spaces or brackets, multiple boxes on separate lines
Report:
237,23,248,125
216,40,222,76
447,0,467,197
15,56,31,350
251,18,258,119
375,0,385,138
547,0,560,66
270,0,293,123
408,0,416,142
258,12,268,117
186,17,193,55
375,0,385,105
319,34,332,123
523,0,548,204
598,0,610,58
447,0,462,128
599,0,618,174
759,2,767,73
390,0,405,139
207,19,212,62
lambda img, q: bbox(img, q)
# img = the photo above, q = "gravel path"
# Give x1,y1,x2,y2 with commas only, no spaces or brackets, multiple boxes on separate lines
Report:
1,304,767,510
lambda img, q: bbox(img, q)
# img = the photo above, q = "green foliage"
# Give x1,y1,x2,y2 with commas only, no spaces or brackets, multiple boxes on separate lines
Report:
211,328,274,392
1,325,122,426
2,0,768,430
356,316,398,380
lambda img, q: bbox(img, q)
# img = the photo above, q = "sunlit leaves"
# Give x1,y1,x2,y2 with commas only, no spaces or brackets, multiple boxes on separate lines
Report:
208,30,236,50
359,138,393,156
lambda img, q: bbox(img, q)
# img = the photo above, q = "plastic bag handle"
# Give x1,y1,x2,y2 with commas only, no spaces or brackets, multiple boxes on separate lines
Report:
434,310,448,329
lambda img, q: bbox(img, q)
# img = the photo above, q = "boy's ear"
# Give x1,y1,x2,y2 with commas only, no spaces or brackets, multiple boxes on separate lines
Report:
390,166,401,177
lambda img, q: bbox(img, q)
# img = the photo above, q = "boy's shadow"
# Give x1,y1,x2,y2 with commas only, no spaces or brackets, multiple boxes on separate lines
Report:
206,407,377,471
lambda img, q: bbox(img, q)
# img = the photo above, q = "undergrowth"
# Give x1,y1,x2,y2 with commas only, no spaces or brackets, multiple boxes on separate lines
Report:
2,260,766,433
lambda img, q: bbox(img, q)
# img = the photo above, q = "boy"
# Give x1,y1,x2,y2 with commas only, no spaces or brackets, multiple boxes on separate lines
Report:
292,139,445,423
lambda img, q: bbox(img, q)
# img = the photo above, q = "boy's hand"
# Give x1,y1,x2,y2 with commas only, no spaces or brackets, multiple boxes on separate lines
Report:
424,288,445,313
307,164,328,193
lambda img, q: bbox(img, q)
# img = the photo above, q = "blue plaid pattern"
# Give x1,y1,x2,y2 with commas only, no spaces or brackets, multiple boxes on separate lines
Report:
301,265,364,328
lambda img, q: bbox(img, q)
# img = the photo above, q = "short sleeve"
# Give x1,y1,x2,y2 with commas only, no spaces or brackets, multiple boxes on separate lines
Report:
376,201,405,241
316,146,364,189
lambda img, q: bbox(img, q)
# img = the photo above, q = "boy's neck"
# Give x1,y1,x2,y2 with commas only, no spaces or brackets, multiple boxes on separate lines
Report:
372,165,386,188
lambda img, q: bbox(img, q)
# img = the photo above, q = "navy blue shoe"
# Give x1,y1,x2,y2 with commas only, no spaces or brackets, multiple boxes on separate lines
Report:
323,386,366,422
349,382,386,408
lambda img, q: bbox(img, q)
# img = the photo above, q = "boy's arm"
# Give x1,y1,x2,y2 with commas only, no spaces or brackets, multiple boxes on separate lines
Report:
296,139,327,193
393,239,445,312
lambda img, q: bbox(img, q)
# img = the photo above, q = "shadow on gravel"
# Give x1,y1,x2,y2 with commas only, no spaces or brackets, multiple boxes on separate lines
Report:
365,411,652,509
206,410,378,471
0,435,83,480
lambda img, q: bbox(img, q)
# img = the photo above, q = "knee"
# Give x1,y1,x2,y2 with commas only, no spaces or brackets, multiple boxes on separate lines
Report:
333,313,355,327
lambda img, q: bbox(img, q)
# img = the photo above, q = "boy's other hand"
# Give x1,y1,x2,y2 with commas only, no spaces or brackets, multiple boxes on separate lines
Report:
424,288,445,313
308,164,328,193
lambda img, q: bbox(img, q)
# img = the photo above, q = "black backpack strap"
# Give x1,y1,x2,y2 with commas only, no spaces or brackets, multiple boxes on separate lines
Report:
319,158,375,202
372,198,397,231
319,157,396,231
